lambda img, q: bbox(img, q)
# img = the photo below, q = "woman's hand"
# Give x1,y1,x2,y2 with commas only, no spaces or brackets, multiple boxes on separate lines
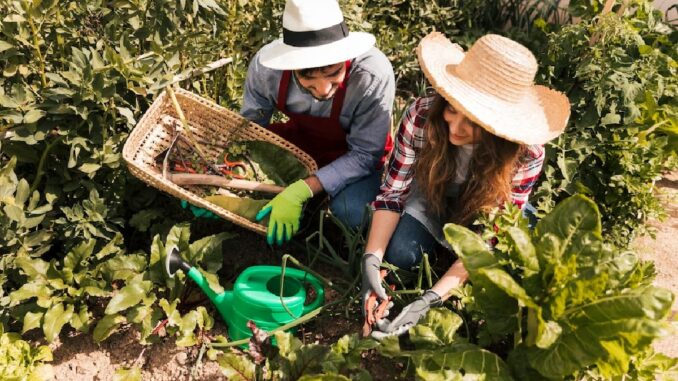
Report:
360,253,388,309
371,289,442,340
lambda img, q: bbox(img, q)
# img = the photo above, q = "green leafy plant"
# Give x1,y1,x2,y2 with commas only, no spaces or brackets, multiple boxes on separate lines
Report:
372,195,675,380
533,0,678,246
93,223,233,345
0,325,53,381
209,332,378,381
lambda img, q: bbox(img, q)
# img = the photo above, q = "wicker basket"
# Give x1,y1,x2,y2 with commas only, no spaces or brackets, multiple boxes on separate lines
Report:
122,88,317,234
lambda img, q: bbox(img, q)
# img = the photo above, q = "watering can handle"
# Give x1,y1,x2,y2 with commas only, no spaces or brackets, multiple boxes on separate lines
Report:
287,272,325,314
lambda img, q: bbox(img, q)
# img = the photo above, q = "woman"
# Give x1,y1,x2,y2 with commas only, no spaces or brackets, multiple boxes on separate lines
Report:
361,32,570,338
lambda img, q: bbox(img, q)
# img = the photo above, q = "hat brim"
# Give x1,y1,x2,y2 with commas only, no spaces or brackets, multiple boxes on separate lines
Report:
259,32,375,70
417,32,570,145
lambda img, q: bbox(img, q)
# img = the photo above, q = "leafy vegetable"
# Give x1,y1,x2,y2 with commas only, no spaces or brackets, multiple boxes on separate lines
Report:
0,326,53,381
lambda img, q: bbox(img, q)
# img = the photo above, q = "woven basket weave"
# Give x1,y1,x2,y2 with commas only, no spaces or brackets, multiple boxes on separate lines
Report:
122,88,317,234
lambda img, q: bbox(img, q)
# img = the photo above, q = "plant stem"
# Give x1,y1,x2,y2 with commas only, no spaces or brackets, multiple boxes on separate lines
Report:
26,6,47,89
30,135,64,193
166,86,221,174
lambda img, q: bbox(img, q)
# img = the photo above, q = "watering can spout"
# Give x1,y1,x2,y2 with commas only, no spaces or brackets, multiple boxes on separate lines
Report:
166,247,192,277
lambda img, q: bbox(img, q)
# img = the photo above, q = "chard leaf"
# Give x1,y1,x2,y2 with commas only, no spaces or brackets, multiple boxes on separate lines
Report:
242,140,310,186
105,277,152,314
444,224,519,339
22,311,44,333
412,343,514,381
43,303,74,342
214,352,257,381
188,231,236,272
275,331,330,378
409,308,463,348
524,286,673,379
477,268,538,309
205,194,269,222
506,227,539,276
93,314,126,343
534,195,601,263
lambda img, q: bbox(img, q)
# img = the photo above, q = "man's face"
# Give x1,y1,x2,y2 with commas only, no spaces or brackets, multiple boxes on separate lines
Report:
294,62,346,101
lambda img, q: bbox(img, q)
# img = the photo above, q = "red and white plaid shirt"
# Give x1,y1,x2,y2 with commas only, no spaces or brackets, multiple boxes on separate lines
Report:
372,96,545,213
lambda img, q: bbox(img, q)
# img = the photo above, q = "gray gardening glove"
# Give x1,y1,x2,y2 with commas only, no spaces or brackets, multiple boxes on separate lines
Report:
371,290,442,340
360,253,388,314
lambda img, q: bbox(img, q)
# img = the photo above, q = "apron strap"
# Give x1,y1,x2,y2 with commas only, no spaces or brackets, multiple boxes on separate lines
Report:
277,70,292,113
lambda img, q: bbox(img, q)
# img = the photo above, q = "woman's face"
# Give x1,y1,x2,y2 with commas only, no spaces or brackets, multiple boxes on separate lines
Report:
442,103,481,146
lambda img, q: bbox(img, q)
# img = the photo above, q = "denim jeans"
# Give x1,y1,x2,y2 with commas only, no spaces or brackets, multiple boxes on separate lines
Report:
383,213,438,270
329,171,382,230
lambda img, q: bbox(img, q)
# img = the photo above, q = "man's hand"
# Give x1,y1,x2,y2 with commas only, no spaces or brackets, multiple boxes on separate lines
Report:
371,290,442,340
360,254,388,312
255,179,313,246
180,200,219,219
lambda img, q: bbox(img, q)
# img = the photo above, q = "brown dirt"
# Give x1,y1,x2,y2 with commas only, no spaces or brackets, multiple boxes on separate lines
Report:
40,174,678,380
632,172,678,358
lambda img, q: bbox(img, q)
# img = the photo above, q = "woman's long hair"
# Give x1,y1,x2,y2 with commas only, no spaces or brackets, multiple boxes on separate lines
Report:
414,95,522,225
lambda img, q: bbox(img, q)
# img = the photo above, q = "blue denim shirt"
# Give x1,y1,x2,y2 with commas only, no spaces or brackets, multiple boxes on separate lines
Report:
240,46,395,196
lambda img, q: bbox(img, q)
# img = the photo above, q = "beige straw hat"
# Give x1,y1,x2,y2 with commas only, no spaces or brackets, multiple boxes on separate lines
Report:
416,32,570,145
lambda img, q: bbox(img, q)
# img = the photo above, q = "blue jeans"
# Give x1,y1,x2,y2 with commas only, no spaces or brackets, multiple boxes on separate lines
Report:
329,171,382,230
383,213,437,270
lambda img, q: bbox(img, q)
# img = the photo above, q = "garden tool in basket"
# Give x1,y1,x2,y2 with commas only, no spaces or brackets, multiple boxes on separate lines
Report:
165,246,324,346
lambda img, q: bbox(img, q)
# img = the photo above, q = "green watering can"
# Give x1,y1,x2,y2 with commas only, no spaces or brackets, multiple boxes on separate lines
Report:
165,247,324,344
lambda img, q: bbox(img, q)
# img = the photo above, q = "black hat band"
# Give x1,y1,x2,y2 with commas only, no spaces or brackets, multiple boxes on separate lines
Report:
283,21,348,47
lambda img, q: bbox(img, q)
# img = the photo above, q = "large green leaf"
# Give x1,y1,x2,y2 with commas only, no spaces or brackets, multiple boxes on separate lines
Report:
533,194,601,263
444,224,519,339
188,231,236,272
43,303,74,342
214,352,257,381
522,286,673,379
93,314,126,343
275,331,331,379
104,277,152,315
22,311,44,334
412,343,514,381
242,140,310,186
505,227,539,276
409,308,463,349
205,195,269,222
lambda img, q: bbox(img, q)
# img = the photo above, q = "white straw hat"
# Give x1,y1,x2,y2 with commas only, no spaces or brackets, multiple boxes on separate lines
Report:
417,32,570,145
259,0,375,70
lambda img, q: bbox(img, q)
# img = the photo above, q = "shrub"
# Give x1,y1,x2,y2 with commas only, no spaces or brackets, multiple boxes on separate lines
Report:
532,0,678,246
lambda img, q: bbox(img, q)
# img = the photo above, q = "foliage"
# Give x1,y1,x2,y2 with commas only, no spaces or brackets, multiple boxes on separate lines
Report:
344,0,567,102
209,332,378,381
440,195,674,379
0,0,267,342
532,0,678,246
92,224,233,345
0,325,53,381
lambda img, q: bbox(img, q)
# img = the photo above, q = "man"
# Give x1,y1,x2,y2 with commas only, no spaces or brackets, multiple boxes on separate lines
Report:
240,0,395,246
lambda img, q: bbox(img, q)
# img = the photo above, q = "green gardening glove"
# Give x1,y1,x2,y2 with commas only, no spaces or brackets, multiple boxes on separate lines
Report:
255,179,313,246
180,200,219,220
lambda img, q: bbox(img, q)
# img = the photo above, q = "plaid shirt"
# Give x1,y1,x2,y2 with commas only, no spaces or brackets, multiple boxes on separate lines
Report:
372,96,545,213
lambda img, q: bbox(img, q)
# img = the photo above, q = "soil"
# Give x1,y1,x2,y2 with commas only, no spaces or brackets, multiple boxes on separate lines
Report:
38,174,678,380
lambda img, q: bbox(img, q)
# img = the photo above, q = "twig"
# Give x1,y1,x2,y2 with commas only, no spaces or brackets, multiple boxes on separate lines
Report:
166,172,284,194
166,86,222,175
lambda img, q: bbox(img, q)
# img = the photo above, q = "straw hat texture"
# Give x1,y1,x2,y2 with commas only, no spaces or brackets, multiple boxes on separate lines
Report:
416,32,570,145
259,0,375,70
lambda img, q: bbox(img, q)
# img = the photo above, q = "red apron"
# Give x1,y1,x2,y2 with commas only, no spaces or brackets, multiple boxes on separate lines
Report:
268,61,393,168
